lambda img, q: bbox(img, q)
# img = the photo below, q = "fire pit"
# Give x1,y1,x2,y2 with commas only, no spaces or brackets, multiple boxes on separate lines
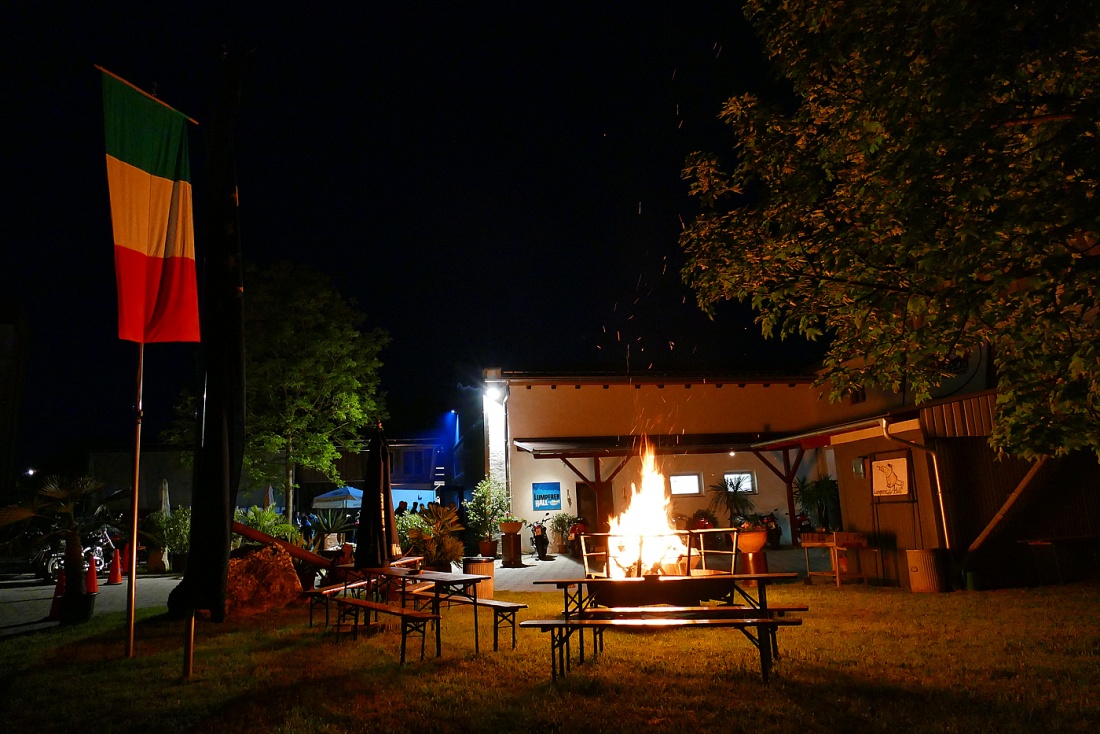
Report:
577,445,740,607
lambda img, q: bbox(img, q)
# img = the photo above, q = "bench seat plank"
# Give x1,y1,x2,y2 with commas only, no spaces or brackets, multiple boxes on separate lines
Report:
520,617,801,683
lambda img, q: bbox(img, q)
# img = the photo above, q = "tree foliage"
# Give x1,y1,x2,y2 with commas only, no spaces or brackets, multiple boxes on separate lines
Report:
680,1,1100,459
245,262,390,511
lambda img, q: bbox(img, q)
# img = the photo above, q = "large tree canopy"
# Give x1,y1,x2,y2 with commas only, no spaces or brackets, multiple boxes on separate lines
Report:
245,262,389,515
681,0,1100,460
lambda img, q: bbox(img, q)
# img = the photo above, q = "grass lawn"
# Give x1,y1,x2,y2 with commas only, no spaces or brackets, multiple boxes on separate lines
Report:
1,582,1098,733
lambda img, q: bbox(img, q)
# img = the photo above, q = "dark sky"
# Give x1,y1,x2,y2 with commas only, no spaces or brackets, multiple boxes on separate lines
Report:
3,2,821,471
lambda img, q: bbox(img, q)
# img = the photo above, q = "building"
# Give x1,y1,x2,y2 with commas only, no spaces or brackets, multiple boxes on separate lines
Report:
481,354,1100,589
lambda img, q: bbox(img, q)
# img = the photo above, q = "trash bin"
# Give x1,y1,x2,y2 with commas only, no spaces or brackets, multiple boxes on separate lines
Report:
906,549,946,592
463,556,495,599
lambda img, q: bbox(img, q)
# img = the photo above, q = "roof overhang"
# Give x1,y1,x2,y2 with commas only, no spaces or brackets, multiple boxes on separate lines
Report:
513,433,771,460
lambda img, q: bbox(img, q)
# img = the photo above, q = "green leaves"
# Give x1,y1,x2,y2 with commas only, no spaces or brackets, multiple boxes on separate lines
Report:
681,0,1100,460
243,262,390,490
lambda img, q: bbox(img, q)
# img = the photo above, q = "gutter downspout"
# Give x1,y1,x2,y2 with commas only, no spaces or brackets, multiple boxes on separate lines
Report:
881,418,950,551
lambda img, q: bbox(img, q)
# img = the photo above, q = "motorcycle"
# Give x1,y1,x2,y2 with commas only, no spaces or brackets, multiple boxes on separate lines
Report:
761,511,783,550
31,527,115,583
530,513,551,561
793,511,813,547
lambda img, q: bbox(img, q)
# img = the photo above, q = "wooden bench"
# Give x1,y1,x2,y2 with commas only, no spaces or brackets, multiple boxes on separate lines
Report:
302,578,375,627
333,597,440,664
410,590,528,650
577,604,809,658
520,616,802,683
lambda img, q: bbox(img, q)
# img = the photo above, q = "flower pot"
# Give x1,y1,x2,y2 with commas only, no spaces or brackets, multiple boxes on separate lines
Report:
60,592,97,625
499,521,524,535
147,548,168,573
733,530,768,554
169,551,189,574
478,539,499,558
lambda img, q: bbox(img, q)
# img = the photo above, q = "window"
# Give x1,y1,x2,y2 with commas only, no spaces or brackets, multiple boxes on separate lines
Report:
669,473,702,496
722,470,757,494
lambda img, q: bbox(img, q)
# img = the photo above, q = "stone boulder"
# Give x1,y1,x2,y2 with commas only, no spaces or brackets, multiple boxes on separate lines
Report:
225,544,302,617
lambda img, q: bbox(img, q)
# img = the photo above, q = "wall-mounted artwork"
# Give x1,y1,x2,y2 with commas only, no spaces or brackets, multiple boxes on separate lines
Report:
872,458,909,496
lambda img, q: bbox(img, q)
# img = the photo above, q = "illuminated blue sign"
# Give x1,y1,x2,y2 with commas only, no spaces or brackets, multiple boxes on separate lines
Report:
532,482,562,511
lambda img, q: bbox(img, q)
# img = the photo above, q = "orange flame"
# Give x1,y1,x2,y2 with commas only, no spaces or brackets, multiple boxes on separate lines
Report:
605,444,689,578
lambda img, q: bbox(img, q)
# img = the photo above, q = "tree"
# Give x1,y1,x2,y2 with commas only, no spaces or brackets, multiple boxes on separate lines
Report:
245,262,389,516
680,1,1100,460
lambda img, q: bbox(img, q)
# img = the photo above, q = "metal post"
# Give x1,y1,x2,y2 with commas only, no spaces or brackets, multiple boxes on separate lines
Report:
125,343,144,658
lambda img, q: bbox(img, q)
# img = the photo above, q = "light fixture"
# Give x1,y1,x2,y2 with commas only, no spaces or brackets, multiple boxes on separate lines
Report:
852,457,866,478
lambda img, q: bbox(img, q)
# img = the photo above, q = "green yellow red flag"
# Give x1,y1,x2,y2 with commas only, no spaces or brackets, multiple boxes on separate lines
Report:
101,70,199,343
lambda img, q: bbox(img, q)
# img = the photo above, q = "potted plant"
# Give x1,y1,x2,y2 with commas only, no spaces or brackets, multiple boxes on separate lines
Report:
707,475,756,527
163,507,191,572
406,504,465,571
463,476,510,557
549,512,577,554
734,514,769,554
141,510,181,572
0,475,106,624
498,513,525,534
794,474,840,531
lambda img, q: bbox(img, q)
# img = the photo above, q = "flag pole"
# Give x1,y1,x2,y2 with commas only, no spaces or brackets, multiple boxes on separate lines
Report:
126,342,144,658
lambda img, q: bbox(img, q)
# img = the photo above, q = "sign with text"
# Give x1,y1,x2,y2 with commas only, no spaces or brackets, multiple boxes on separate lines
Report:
532,482,562,511
872,458,909,496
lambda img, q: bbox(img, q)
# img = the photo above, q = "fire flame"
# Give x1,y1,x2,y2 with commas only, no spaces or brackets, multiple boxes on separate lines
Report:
605,446,689,578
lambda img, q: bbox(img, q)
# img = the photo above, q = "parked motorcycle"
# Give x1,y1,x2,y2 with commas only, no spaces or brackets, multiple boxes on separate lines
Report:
793,511,813,547
530,513,551,560
761,511,783,549
30,527,115,583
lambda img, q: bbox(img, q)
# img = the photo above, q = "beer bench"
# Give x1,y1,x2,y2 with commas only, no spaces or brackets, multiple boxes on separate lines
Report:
411,590,528,650
303,578,375,628
520,617,802,683
333,597,439,664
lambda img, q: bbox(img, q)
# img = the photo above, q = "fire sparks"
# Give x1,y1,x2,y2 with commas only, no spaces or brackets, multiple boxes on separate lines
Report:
605,445,689,578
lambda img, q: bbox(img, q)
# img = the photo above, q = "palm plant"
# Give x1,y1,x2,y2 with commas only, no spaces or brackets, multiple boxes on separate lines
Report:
0,475,105,615
707,475,756,527
407,504,465,569
793,475,840,530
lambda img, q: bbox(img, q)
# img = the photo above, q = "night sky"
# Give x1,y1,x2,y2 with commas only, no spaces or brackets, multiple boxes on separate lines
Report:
4,3,822,472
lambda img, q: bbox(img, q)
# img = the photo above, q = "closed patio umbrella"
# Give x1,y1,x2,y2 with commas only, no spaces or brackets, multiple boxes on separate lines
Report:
355,424,400,568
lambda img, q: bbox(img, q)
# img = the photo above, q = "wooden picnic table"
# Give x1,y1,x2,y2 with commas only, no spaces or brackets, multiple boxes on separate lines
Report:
532,572,799,667
355,566,490,656
528,572,803,682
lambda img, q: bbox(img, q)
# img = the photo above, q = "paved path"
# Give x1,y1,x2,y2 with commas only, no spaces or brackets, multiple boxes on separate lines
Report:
0,546,829,637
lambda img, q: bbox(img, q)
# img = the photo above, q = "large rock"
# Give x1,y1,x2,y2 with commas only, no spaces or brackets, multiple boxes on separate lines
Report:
225,544,302,617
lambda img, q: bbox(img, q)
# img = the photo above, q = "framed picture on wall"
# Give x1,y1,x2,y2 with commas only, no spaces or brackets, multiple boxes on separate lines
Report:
871,456,909,497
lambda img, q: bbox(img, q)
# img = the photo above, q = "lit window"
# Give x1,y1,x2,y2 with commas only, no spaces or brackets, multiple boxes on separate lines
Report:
669,473,702,496
722,471,757,494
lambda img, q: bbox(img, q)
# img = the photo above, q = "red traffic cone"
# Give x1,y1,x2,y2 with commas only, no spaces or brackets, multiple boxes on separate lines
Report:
85,556,99,594
47,570,66,621
107,548,123,585
121,543,131,571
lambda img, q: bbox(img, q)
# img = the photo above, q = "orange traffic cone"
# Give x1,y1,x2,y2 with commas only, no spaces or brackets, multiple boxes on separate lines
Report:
85,556,99,594
47,570,66,621
107,548,123,585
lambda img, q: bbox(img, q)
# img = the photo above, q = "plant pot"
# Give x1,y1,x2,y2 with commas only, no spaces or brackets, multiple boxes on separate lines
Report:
424,560,454,572
60,592,97,625
147,548,168,573
733,530,768,554
499,521,524,535
478,539,499,558
169,551,189,573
